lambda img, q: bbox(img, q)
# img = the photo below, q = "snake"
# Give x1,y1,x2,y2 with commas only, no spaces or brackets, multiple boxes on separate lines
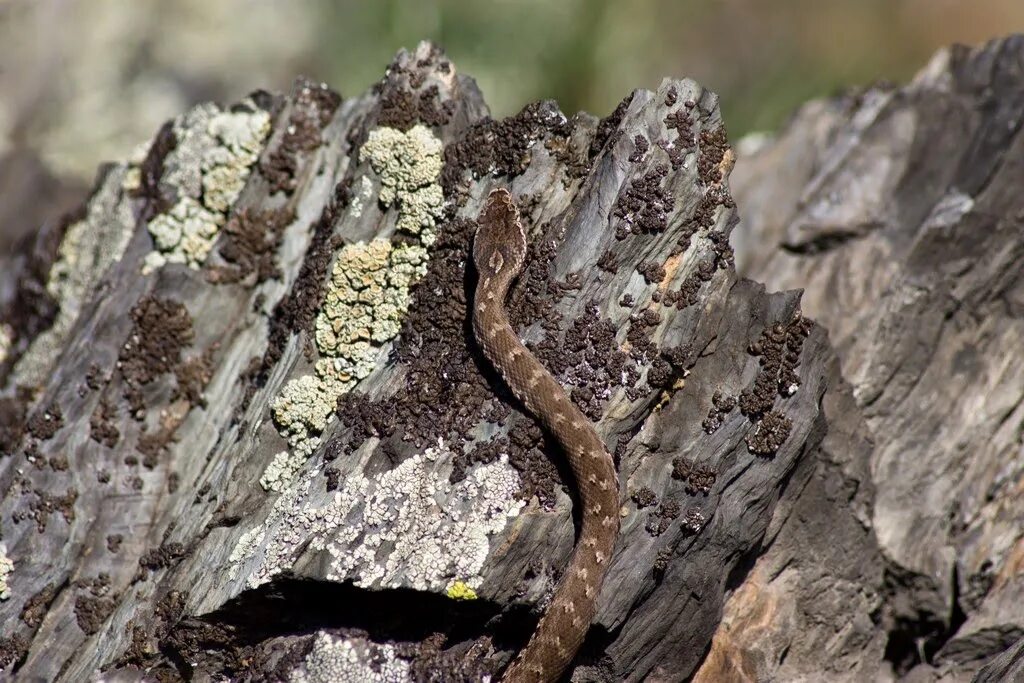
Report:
472,189,621,682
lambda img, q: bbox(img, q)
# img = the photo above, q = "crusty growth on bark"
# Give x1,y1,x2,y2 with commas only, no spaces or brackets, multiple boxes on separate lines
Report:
1,36,1024,683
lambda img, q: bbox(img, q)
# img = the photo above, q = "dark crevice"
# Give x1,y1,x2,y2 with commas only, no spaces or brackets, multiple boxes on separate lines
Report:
780,227,868,255
192,578,502,644
157,577,545,678
880,562,969,676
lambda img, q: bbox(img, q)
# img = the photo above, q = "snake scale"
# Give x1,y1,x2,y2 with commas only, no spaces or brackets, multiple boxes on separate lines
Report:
473,189,621,682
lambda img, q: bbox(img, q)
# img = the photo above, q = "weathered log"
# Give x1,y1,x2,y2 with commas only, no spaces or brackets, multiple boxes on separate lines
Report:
727,34,1024,682
0,35,1020,683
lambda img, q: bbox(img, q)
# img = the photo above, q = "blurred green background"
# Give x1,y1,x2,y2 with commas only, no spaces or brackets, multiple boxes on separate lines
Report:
2,0,1023,180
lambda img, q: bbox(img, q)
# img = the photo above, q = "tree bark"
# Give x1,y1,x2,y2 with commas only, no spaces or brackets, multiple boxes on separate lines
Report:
0,37,1021,683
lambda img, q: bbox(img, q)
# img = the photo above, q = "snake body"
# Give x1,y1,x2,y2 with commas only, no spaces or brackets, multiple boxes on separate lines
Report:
473,189,620,682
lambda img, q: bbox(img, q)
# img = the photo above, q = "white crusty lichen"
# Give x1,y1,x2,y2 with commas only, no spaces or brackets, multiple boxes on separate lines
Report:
0,542,13,600
143,102,271,273
290,632,410,683
14,164,136,387
327,442,525,593
361,124,444,241
230,441,524,596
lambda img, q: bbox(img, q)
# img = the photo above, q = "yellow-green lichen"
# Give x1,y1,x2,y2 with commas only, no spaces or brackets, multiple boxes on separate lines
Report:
315,240,428,359
271,239,428,456
143,102,271,274
271,374,335,448
262,123,440,504
446,580,478,601
360,124,444,241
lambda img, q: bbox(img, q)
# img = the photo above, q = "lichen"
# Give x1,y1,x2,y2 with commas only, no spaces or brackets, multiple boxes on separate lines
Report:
446,580,478,601
270,240,428,463
0,543,12,600
0,324,12,365
290,632,410,683
227,526,266,580
348,175,375,219
314,240,428,363
14,164,136,387
260,450,308,493
251,124,448,597
271,374,336,448
327,442,525,592
142,102,271,273
360,124,444,241
230,441,524,595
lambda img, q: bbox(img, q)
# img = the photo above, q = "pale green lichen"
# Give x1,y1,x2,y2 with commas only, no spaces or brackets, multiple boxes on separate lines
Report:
146,197,222,269
0,542,13,600
361,124,444,240
270,239,427,460
260,450,308,493
142,102,270,273
271,374,336,448
14,164,136,387
202,109,272,211
120,139,153,192
266,124,441,460
290,632,410,683
315,240,428,359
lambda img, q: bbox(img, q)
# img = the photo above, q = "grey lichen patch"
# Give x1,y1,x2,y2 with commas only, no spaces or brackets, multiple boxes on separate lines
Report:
229,441,524,596
290,632,410,683
143,103,271,273
228,475,363,587
14,165,136,387
0,542,12,600
361,124,444,242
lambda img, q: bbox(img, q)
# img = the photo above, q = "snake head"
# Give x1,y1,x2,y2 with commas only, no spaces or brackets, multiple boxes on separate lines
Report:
473,189,527,281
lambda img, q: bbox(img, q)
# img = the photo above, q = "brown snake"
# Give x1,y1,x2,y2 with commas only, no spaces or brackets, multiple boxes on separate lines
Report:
473,189,620,682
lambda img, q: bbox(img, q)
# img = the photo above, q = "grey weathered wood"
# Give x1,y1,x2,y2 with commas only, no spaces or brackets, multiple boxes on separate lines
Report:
728,34,1024,683
0,35,1021,683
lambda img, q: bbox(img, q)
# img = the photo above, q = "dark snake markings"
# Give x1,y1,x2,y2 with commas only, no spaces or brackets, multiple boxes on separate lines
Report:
473,189,621,683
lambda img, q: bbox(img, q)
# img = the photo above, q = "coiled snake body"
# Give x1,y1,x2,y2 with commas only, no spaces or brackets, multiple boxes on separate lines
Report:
473,189,620,682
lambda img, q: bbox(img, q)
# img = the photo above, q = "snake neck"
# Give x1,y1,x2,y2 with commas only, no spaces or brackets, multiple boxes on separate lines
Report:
473,276,514,354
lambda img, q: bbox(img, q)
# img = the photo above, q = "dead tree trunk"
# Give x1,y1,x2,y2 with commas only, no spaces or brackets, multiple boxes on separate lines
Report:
0,37,1022,682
